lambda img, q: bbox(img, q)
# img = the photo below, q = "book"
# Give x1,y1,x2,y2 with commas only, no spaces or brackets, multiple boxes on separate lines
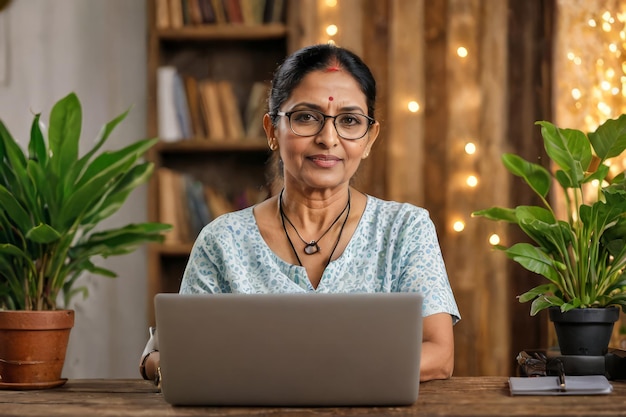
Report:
183,75,206,138
217,81,245,140
224,0,244,24
199,80,226,141
197,0,216,23
203,186,234,218
157,168,182,243
244,81,269,139
157,66,183,142
187,0,205,25
173,71,193,139
168,0,184,28
210,0,228,23
155,0,171,29
508,375,613,396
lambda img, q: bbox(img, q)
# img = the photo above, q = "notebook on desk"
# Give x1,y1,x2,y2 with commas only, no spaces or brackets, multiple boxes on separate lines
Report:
154,292,423,407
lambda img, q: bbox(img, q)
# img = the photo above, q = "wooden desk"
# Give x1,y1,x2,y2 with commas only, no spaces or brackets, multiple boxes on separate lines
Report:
1,377,625,416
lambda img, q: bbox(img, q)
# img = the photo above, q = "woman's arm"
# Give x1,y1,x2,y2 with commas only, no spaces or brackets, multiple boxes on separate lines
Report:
139,327,161,384
419,312,455,381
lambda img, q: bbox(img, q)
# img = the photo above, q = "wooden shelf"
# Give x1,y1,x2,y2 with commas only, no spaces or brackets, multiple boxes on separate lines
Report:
156,24,288,41
155,139,269,153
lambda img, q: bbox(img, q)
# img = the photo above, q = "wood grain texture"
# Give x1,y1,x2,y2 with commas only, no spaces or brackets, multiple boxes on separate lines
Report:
2,378,626,416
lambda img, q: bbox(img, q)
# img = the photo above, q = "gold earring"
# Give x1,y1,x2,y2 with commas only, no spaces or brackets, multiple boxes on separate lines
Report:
362,151,370,159
269,139,278,151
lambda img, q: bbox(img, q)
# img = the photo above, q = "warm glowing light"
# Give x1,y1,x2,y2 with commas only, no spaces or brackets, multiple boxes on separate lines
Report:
465,142,476,155
466,175,478,187
567,52,576,60
407,101,420,112
601,80,612,90
453,221,465,232
325,0,337,6
489,234,501,246
609,43,618,52
603,22,612,32
573,56,582,65
571,88,582,99
589,19,597,27
326,25,338,36
327,39,336,46
456,47,468,58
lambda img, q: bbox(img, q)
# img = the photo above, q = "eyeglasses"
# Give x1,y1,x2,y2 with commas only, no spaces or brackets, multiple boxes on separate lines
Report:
275,110,375,140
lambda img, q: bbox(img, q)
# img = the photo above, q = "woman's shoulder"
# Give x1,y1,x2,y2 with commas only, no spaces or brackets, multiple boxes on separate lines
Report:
201,206,256,236
364,194,431,221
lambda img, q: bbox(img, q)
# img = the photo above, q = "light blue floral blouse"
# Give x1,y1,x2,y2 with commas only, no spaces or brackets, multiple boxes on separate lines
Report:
180,195,460,323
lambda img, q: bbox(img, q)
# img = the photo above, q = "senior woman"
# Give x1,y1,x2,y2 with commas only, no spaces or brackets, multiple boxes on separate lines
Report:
140,44,460,384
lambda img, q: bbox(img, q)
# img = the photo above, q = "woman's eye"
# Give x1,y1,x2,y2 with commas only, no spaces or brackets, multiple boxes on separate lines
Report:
294,111,320,123
338,114,361,126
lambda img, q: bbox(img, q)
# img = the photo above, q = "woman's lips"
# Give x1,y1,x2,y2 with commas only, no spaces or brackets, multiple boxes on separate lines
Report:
308,155,341,168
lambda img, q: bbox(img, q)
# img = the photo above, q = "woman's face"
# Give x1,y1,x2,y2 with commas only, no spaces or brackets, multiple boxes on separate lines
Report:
264,69,379,194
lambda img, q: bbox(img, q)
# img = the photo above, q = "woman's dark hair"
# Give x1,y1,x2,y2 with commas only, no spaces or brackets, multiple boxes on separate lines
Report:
268,44,377,124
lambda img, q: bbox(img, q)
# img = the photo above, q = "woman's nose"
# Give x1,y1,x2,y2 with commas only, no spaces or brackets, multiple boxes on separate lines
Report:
315,119,339,147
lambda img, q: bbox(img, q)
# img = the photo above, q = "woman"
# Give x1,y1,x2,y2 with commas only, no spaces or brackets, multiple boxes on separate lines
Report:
141,44,460,384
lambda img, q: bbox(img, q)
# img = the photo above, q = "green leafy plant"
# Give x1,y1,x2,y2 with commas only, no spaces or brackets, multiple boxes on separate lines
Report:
473,115,626,315
0,93,171,311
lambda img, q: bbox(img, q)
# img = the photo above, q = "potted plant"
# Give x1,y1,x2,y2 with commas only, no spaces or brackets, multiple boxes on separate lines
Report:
473,114,626,356
0,93,171,388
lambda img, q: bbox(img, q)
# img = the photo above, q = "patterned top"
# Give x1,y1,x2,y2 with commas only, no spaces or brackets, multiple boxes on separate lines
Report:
180,195,460,323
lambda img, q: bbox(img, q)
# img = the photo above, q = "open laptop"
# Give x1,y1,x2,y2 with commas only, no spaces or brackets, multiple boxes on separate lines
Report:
154,292,423,407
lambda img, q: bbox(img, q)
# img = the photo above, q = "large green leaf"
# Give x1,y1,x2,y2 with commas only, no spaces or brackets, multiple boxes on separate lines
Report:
471,206,517,223
49,93,81,181
0,185,32,232
536,121,591,187
588,113,626,162
502,153,551,198
504,243,562,284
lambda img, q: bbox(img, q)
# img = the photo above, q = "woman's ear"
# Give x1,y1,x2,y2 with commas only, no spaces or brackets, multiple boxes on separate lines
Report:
263,113,275,140
363,121,380,159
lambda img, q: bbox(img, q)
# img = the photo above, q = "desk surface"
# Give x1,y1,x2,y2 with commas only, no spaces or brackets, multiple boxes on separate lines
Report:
1,377,625,416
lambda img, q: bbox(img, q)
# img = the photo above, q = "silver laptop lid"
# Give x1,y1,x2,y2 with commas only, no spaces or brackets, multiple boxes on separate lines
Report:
155,292,423,406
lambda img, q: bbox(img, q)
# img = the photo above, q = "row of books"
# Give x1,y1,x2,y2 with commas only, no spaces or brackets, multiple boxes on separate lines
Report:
156,0,286,28
157,66,269,142
157,167,269,244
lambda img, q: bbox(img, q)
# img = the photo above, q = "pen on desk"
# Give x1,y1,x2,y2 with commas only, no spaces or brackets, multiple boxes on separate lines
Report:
557,361,566,391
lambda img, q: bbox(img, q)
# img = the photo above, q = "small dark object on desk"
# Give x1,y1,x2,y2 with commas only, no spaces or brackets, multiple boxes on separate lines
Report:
517,348,626,380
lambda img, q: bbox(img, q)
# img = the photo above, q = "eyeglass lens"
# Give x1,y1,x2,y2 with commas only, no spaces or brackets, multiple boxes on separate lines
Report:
288,110,370,140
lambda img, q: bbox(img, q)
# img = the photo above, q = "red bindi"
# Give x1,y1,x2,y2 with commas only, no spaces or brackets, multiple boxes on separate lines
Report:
328,96,334,101
326,65,340,72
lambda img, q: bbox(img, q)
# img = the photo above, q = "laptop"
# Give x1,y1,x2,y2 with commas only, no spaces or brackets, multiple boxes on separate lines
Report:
154,292,423,407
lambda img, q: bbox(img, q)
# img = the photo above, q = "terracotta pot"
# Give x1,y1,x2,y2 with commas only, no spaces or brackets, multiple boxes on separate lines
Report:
0,310,74,389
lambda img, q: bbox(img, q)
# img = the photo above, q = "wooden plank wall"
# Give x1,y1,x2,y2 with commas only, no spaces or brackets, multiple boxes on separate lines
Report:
289,0,553,376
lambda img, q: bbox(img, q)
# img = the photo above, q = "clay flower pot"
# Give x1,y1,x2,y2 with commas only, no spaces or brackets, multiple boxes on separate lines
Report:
0,310,74,389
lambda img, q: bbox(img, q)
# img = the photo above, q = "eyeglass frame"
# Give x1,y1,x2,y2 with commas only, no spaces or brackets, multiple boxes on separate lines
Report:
274,110,376,140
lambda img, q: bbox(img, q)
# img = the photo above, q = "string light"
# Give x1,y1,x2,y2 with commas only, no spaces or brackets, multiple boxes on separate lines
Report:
453,220,465,232
488,234,501,246
407,101,420,112
466,175,478,187
326,24,338,37
464,142,476,155
456,47,468,58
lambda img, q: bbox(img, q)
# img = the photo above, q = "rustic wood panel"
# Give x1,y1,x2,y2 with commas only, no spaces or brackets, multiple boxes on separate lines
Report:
283,0,554,377
506,0,554,360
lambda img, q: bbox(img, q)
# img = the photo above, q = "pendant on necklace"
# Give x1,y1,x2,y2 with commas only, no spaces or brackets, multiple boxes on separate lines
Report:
304,241,320,255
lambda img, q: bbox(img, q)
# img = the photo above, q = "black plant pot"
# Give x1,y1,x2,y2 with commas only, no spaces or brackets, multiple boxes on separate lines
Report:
549,306,620,356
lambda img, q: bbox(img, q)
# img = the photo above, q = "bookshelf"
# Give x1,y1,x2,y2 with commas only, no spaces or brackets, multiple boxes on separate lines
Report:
145,0,298,324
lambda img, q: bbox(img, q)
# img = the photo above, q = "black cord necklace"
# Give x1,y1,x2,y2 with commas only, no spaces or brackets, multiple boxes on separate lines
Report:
279,189,351,267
